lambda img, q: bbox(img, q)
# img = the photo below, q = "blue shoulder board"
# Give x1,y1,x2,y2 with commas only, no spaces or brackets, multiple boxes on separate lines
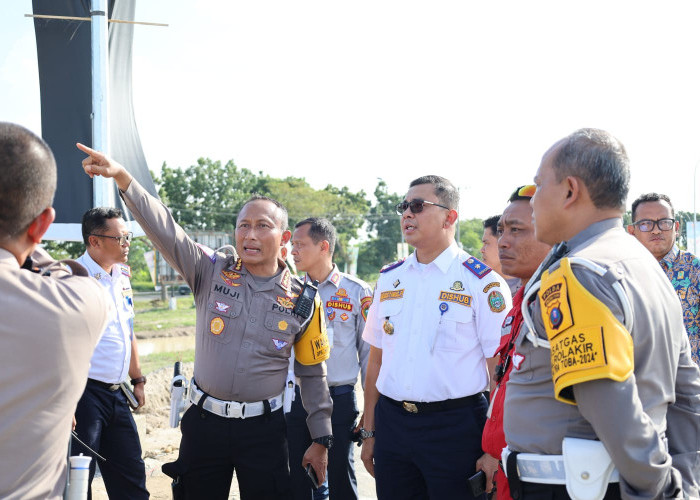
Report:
463,256,492,279
380,258,406,273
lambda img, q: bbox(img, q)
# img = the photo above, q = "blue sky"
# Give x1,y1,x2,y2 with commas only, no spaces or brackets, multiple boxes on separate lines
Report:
3,0,700,220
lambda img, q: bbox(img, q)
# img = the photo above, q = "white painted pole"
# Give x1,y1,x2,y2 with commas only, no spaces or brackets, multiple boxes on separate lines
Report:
91,0,114,208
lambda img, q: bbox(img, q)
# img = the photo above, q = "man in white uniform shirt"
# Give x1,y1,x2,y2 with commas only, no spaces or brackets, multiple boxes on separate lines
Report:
360,175,511,499
73,207,149,499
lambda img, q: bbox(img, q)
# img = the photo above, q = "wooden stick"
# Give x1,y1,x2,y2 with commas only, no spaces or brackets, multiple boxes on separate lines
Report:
25,14,168,27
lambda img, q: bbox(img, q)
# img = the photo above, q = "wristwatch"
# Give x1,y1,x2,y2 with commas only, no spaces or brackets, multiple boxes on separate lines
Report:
312,435,334,449
130,376,147,386
359,428,375,439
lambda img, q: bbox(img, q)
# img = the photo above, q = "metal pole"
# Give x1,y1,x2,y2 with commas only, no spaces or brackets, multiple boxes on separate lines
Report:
91,0,114,208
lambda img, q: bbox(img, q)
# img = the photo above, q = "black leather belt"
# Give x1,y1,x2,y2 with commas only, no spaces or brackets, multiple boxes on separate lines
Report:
88,378,121,392
382,393,483,414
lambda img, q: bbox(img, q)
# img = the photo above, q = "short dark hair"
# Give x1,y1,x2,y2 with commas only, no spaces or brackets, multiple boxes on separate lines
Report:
483,215,501,235
630,193,674,221
0,122,57,240
550,128,630,210
239,195,289,231
82,207,124,246
409,175,459,210
295,217,337,256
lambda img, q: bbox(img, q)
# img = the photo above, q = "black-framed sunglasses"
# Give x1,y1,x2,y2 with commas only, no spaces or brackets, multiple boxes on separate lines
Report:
89,232,133,245
395,199,450,215
632,218,675,232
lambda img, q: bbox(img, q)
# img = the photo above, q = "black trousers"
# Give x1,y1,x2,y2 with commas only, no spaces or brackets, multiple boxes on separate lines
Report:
72,380,149,500
287,385,360,500
373,394,488,500
163,404,292,500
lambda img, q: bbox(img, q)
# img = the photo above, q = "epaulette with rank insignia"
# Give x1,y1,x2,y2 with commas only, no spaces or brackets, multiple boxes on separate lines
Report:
463,256,491,279
380,258,406,273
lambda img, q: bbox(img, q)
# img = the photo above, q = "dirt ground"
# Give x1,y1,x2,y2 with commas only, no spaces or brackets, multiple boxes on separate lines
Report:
90,355,378,499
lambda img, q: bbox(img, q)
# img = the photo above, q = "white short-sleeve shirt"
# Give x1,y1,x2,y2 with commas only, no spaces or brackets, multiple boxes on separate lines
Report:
77,252,135,384
362,243,511,402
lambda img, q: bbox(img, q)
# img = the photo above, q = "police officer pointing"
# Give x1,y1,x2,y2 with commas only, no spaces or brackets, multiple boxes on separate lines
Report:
77,143,333,499
503,129,700,498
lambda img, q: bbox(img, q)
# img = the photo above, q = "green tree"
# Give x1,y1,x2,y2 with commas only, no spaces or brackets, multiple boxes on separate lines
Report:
41,237,151,282
156,162,370,268
254,176,369,268
358,180,403,278
674,210,700,250
42,240,84,260
155,158,260,232
458,218,484,256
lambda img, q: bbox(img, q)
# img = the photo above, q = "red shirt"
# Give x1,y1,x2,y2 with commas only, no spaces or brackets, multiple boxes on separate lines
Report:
482,286,524,500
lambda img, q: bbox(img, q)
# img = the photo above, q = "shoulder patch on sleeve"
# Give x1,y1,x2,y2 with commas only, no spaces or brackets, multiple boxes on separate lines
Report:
463,256,492,279
119,264,131,277
360,295,373,321
380,258,406,273
196,243,217,263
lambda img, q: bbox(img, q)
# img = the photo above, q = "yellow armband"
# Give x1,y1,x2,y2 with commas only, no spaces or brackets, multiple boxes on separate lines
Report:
539,257,634,405
294,294,330,365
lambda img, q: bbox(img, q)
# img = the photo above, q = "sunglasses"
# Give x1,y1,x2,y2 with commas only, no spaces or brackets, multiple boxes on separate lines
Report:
395,199,450,215
89,232,134,246
632,218,675,232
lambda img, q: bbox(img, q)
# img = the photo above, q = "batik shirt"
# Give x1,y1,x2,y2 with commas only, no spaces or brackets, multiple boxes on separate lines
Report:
661,244,700,365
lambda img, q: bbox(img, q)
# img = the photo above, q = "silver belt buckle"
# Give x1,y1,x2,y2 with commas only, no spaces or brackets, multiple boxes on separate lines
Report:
402,401,418,413
226,402,243,418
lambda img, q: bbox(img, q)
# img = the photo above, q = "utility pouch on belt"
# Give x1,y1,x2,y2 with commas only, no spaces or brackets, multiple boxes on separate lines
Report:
537,257,634,404
294,294,330,365
563,438,618,500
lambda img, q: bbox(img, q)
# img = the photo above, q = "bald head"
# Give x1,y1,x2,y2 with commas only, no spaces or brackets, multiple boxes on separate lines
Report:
0,123,57,241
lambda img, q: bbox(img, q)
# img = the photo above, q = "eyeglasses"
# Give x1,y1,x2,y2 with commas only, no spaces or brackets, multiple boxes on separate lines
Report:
395,199,451,215
89,232,133,245
632,219,675,232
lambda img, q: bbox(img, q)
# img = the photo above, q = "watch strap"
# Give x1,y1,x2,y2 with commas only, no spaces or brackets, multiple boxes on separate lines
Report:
312,435,334,449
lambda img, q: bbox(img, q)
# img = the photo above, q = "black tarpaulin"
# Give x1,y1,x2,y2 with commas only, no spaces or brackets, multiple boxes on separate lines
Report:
32,0,158,240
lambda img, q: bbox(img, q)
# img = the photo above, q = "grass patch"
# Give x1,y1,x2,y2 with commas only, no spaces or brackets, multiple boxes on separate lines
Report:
134,296,194,312
140,349,195,375
134,297,196,332
131,280,156,292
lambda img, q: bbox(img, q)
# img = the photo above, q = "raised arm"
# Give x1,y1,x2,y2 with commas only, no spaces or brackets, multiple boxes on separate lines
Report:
77,143,219,291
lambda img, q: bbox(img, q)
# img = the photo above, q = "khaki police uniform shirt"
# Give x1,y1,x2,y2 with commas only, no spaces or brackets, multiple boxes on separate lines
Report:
121,179,332,437
504,218,700,499
0,248,109,500
314,265,373,387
